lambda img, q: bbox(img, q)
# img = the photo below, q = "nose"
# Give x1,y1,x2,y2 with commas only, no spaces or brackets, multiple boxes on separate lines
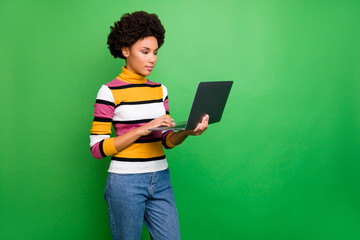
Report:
149,53,156,64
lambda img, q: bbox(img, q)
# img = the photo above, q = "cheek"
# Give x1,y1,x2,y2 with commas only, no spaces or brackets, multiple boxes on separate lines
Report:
129,51,141,60
137,53,148,63
132,52,142,61
132,56,144,68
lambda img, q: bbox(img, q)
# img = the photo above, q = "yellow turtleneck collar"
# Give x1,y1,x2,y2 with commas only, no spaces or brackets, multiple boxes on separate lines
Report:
116,66,147,84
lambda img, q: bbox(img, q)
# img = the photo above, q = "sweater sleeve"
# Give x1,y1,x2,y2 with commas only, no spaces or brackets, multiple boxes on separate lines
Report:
89,85,119,159
161,85,177,149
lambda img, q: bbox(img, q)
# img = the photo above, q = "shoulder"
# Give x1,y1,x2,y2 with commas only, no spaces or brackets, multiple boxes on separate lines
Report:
95,78,123,102
95,84,114,103
105,78,129,88
95,78,128,97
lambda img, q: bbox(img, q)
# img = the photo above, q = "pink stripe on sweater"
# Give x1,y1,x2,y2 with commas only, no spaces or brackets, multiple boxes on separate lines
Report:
138,131,162,140
163,98,170,112
146,79,161,85
113,123,145,136
93,103,114,118
91,142,103,159
113,123,163,140
106,78,130,87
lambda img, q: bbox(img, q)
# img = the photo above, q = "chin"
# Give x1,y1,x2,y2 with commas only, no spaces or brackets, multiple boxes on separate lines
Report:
136,71,146,76
144,70,152,76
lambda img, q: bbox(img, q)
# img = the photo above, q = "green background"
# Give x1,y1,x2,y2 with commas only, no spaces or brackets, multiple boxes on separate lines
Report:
1,0,359,239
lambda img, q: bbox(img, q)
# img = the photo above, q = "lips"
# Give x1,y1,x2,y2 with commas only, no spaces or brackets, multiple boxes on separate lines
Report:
146,66,154,71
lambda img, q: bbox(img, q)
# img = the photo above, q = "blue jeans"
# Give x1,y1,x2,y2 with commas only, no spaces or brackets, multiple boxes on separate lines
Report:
104,168,180,240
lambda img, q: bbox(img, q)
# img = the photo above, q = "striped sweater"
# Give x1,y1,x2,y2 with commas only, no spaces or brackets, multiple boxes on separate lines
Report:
89,66,176,174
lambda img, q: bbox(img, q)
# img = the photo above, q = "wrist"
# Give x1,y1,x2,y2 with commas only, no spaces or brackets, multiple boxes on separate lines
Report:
177,130,190,137
136,125,147,136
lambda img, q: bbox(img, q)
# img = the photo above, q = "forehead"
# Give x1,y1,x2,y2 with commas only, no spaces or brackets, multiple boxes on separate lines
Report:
132,36,158,49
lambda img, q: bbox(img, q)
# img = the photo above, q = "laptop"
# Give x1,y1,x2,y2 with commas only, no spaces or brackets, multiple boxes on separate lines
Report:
149,81,233,131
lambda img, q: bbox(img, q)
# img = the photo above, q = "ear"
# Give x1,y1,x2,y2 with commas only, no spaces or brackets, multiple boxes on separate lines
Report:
121,47,130,58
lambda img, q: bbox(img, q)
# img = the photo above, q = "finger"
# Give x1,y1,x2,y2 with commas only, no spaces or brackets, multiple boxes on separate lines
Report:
165,116,174,122
194,123,202,132
203,115,209,124
152,120,172,128
157,116,175,126
201,115,209,130
162,120,174,126
198,121,206,132
200,115,208,126
165,118,176,126
160,119,172,125
202,121,208,130
205,114,209,125
197,125,204,132
201,114,208,122
166,116,175,125
158,115,174,122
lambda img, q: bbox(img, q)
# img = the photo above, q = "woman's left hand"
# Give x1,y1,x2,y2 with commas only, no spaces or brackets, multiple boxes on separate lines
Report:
169,114,209,146
182,114,209,136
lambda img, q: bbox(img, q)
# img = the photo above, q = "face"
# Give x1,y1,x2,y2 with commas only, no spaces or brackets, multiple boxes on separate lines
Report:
121,36,159,76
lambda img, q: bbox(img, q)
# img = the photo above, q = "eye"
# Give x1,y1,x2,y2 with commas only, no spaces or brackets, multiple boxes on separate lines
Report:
154,51,158,55
142,51,148,54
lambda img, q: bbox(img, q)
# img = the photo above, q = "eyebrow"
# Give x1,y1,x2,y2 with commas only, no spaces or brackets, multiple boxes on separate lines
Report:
141,47,158,51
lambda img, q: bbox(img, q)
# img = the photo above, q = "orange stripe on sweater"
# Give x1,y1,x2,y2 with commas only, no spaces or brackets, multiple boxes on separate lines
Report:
113,141,164,159
90,121,112,135
103,138,118,156
110,86,163,105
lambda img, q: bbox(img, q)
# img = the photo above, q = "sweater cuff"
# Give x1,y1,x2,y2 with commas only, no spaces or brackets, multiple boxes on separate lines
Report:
165,132,177,148
102,138,118,156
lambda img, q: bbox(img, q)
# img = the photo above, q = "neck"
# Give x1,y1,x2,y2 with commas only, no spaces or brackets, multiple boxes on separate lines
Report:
117,66,147,84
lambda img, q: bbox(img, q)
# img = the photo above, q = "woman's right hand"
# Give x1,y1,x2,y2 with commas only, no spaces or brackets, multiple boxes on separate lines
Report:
137,115,175,136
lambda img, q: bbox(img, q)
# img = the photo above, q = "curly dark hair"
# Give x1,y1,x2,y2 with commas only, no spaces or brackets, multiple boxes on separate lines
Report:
107,11,166,59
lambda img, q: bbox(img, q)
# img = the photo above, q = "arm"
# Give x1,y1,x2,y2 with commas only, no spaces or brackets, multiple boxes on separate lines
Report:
112,114,210,152
91,114,175,159
90,85,117,159
113,115,176,152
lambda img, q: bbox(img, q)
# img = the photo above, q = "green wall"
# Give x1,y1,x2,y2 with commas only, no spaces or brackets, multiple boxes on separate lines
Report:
1,0,359,239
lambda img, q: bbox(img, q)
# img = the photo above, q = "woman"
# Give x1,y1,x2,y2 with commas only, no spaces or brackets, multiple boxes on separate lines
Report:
90,11,209,240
